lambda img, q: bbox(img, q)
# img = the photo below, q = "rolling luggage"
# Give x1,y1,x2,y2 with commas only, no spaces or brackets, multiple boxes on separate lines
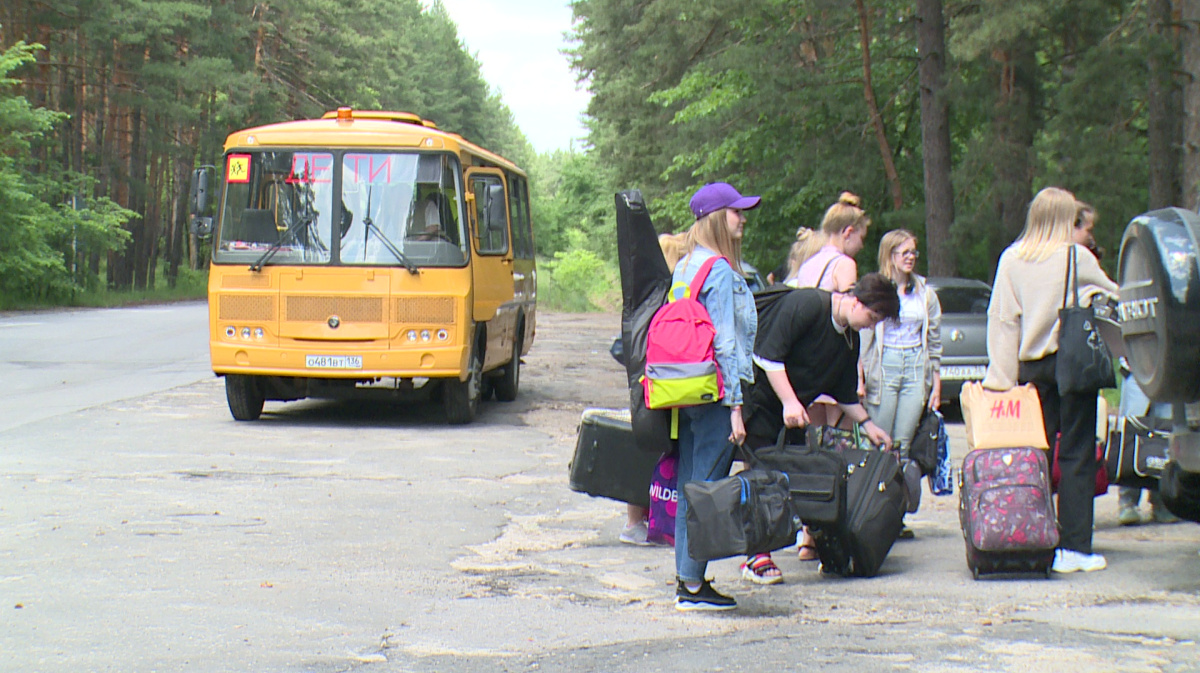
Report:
569,408,660,508
959,447,1058,580
810,447,906,578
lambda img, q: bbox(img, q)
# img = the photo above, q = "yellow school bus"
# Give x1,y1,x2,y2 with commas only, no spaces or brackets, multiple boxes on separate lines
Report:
189,108,536,424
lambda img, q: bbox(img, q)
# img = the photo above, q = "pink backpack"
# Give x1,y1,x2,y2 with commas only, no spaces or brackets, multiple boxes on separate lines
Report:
643,256,725,430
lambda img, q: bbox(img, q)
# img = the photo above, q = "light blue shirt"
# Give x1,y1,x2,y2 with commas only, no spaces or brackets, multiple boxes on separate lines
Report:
674,246,758,406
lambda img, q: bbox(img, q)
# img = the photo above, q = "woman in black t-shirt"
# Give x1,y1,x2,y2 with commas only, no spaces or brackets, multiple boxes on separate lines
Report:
737,273,898,583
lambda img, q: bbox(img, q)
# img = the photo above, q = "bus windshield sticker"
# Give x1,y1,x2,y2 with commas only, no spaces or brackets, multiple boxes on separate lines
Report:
227,154,251,183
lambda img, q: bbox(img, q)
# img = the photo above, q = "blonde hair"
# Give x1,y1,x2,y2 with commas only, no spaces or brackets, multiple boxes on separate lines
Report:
1014,187,1076,262
788,192,869,278
658,232,687,272
878,229,918,281
678,209,744,274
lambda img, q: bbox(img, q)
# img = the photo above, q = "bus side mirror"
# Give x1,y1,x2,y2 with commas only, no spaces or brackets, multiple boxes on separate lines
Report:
189,169,209,216
189,168,213,239
191,216,213,238
485,184,507,232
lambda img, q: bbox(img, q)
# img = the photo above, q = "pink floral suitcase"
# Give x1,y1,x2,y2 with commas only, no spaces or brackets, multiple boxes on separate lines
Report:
959,447,1059,579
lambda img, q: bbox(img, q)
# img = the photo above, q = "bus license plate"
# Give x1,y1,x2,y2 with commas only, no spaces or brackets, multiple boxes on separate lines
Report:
941,365,986,381
306,355,363,370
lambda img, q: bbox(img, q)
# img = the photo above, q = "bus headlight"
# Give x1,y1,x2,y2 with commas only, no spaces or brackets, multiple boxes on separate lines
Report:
241,327,252,340
253,328,265,340
225,326,236,338
420,330,431,342
436,329,449,341
406,330,418,342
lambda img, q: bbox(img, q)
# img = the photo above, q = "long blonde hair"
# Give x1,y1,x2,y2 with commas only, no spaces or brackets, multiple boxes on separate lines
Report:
789,192,869,277
1013,187,1076,262
677,209,744,274
877,229,917,282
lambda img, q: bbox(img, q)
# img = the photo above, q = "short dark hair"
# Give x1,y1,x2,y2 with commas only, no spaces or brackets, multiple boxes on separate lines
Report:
853,272,900,320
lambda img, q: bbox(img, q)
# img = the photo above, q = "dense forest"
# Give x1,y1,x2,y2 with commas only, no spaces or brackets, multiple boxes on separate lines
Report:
0,0,531,305
569,0,1200,284
2,1,1199,309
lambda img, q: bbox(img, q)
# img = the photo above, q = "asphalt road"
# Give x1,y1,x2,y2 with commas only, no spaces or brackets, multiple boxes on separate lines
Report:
0,308,1198,672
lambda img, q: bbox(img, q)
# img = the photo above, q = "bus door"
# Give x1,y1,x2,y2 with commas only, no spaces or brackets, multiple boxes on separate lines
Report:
465,168,516,364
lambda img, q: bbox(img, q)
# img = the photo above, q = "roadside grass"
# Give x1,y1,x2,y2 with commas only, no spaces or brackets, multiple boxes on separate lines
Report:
1,264,208,311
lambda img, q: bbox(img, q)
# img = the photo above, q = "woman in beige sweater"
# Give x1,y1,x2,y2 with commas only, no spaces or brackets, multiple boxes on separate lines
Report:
983,186,1118,574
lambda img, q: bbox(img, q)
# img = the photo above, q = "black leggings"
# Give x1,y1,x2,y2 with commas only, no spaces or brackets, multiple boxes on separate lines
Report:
1020,354,1099,554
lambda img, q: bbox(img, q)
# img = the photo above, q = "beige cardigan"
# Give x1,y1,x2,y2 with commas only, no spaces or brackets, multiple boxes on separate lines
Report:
982,243,1118,391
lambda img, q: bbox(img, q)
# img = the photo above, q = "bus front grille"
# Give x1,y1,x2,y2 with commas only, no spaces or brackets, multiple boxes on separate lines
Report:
286,296,383,323
218,295,275,321
393,297,455,325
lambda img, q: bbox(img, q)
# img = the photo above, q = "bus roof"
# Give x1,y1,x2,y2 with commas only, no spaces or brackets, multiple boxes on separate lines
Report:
222,108,524,176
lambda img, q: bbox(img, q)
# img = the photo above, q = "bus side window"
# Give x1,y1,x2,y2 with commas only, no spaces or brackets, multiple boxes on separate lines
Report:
507,173,533,260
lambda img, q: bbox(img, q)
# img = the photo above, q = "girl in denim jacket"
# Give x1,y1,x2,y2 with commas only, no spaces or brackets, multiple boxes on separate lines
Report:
670,182,760,612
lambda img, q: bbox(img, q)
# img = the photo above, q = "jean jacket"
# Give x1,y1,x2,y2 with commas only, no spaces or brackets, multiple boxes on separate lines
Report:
674,246,758,406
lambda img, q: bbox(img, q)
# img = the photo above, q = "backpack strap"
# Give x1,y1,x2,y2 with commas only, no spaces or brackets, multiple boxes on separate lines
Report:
687,256,724,299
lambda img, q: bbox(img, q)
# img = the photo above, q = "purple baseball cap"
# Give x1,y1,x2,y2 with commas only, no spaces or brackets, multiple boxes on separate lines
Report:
689,182,762,219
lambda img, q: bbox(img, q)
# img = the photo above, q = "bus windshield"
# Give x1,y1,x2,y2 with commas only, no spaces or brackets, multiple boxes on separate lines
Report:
214,150,467,268
339,152,467,267
215,151,335,265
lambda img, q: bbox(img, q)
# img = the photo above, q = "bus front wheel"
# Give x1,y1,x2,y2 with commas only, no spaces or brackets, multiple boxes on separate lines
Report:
226,374,265,421
444,342,482,424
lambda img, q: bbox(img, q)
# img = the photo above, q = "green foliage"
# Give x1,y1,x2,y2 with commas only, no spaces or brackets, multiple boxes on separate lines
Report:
572,0,1169,283
538,249,620,312
3,0,531,305
0,40,132,301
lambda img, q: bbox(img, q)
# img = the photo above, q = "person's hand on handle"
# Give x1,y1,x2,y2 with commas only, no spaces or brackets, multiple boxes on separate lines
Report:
729,406,746,445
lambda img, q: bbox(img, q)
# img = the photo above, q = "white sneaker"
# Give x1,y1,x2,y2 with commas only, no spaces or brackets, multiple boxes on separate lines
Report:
1052,549,1107,573
619,521,651,546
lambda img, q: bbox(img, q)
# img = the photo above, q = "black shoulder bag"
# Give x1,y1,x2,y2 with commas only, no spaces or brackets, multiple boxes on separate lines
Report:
1055,246,1115,394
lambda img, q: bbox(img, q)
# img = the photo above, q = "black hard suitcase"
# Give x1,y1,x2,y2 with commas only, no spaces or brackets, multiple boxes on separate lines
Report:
569,408,660,508
810,447,906,577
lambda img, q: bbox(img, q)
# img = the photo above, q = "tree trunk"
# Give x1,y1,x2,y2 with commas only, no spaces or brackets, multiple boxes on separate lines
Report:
1182,0,1200,209
915,0,956,277
989,46,1037,278
855,0,903,210
1149,0,1183,210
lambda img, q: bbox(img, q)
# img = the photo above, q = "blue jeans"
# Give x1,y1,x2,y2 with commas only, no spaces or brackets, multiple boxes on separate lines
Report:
866,345,925,459
674,403,736,584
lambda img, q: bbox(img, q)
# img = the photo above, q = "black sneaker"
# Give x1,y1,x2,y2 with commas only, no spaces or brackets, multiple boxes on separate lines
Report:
898,525,915,540
675,579,737,612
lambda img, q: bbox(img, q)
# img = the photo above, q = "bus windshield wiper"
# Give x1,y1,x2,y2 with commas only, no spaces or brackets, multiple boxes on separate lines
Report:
363,215,420,274
249,225,300,272
360,187,418,274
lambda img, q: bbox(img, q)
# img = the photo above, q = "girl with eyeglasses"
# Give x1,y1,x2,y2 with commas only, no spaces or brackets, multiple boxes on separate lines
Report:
859,230,943,538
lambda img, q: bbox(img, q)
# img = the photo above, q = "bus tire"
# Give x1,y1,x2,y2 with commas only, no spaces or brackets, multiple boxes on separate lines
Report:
493,326,522,402
226,374,265,421
444,339,482,424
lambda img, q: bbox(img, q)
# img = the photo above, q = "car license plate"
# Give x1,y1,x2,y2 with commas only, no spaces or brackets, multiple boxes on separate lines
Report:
305,355,363,369
942,365,986,381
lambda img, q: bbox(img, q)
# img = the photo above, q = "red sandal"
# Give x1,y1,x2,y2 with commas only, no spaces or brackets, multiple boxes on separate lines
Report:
741,553,784,585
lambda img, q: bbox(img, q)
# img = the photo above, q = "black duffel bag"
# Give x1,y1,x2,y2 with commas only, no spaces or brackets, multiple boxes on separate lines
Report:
683,469,801,561
740,429,847,528
1104,415,1171,490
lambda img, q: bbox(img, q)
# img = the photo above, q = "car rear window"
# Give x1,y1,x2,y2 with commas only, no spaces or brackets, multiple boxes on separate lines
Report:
935,286,991,314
